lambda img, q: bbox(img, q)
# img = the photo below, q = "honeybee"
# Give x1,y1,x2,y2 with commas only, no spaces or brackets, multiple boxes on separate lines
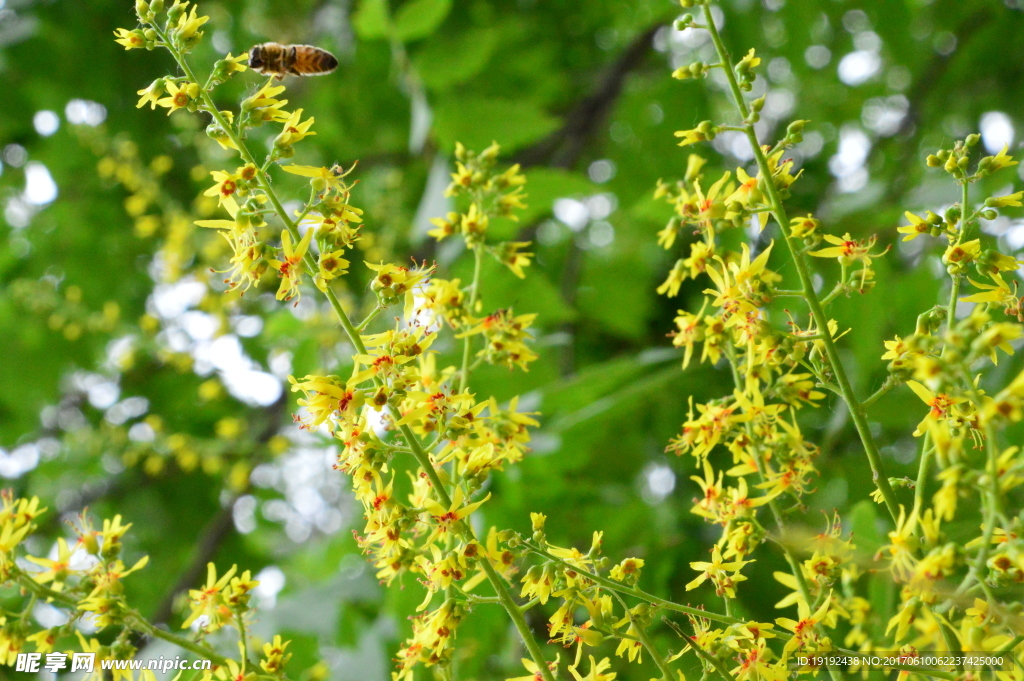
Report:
248,43,338,79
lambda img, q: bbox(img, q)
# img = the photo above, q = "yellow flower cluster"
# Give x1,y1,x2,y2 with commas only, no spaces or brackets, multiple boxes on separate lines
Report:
0,492,268,679
107,1,1024,680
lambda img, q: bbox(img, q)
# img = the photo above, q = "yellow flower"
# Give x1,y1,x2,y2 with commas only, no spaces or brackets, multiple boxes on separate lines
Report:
987,190,1023,208
155,81,199,115
981,143,1018,174
269,228,314,302
569,656,617,681
136,79,166,109
609,557,644,582
494,241,533,279
241,79,290,122
961,272,1017,307
686,545,751,597
725,166,761,207
181,562,238,631
897,211,932,241
281,164,347,192
420,487,490,541
275,108,316,148
260,635,292,674
507,656,559,681
203,168,244,214
905,380,966,437
113,28,146,50
313,249,350,291
789,213,819,238
174,3,209,42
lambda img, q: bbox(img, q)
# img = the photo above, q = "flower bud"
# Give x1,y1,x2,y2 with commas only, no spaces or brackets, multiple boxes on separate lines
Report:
150,0,164,12
136,0,150,18
965,133,980,147
674,14,694,30
981,208,997,220
167,1,185,22
926,154,941,167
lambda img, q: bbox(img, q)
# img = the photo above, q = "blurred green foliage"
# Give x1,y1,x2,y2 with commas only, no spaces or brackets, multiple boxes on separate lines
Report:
1,0,1024,678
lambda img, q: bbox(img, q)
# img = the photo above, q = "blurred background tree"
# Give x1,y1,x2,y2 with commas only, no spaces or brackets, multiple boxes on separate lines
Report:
1,0,1023,678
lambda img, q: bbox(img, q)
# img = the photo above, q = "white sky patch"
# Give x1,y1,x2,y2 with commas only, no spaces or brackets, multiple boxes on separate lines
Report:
151,278,207,319
829,125,872,193
838,50,881,86
33,110,60,136
554,198,589,231
24,161,58,205
862,95,908,136
804,45,831,69
253,565,286,609
980,111,1015,154
640,462,676,505
65,99,107,126
0,443,40,478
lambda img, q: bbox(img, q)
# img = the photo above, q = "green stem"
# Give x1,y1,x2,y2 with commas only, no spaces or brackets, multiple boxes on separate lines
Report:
611,591,674,681
701,3,899,524
861,380,896,409
945,180,969,332
236,612,249,672
668,619,731,681
912,431,933,525
458,246,484,394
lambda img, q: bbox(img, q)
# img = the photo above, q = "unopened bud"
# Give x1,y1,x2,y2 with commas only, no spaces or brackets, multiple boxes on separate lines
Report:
965,133,981,148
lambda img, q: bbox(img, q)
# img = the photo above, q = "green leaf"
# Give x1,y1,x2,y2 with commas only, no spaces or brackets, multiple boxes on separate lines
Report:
415,27,497,89
434,96,558,154
393,0,453,42
352,0,391,39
